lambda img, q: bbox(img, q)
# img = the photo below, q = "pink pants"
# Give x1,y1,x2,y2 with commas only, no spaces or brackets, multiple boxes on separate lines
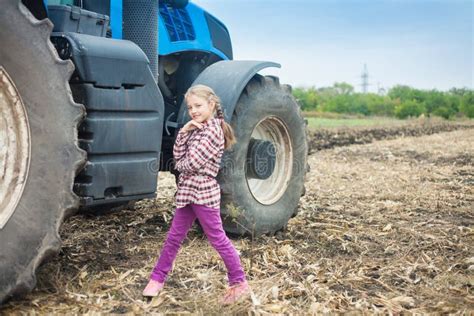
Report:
151,203,246,285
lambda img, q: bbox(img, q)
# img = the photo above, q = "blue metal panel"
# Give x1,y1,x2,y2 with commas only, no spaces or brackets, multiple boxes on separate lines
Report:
159,4,195,41
159,3,229,60
109,1,229,60
110,0,123,39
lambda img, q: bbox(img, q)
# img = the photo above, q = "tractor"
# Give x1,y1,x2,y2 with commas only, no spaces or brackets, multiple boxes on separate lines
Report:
0,0,307,302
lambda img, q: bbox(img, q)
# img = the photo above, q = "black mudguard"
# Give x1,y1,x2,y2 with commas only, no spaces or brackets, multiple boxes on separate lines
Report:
176,60,280,124
53,32,165,206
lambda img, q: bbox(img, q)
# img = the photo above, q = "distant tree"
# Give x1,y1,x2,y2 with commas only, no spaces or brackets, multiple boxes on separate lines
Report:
388,85,425,103
395,100,426,119
293,86,319,110
365,94,396,116
321,94,351,113
294,83,472,119
460,91,474,118
333,82,354,95
449,87,470,97
424,90,448,116
388,85,413,101
351,94,370,115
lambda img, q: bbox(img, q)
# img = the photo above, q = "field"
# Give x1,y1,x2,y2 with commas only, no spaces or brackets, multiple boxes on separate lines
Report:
1,119,473,314
305,115,405,130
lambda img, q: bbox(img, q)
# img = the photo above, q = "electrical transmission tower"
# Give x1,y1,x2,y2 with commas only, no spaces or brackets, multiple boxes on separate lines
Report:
360,63,370,93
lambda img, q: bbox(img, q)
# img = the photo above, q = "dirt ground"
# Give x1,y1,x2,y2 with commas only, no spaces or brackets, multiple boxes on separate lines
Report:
2,124,473,314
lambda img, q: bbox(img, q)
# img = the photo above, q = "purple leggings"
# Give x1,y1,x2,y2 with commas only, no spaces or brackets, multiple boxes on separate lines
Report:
151,203,246,285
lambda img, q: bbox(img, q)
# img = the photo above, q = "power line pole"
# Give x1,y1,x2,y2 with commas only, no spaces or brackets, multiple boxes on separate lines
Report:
376,81,386,95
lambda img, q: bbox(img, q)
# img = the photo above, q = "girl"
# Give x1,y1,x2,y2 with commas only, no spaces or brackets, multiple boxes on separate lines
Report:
142,85,250,305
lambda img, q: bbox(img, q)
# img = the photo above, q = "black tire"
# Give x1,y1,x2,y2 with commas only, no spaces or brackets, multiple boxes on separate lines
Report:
0,1,85,303
218,75,308,236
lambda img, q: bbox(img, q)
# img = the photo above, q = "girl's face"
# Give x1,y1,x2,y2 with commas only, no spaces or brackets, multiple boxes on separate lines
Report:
186,94,215,124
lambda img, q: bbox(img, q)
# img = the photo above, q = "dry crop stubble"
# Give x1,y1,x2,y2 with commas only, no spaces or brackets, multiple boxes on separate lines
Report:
1,125,473,314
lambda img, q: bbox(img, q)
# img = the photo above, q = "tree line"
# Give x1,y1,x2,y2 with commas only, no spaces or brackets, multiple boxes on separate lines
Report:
293,83,474,119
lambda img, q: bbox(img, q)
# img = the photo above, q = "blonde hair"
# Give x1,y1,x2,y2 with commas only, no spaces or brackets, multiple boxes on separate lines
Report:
185,84,236,150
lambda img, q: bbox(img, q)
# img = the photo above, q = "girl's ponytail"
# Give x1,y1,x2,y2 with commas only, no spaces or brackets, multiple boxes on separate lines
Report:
215,103,236,150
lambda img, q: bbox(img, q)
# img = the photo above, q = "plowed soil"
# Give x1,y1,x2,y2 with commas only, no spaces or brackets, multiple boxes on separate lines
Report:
308,118,474,152
2,121,473,314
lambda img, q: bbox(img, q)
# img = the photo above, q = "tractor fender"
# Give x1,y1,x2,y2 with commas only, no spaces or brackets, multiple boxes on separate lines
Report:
177,60,280,124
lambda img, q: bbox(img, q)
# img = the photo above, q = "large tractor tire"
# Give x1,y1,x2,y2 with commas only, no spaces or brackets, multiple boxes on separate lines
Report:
219,75,308,236
0,0,85,303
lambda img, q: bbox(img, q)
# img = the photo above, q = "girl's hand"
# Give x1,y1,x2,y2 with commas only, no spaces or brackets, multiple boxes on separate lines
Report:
181,120,203,133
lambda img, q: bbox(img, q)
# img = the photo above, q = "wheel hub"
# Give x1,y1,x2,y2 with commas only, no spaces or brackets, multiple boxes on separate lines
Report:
0,67,31,229
246,138,276,180
246,116,293,205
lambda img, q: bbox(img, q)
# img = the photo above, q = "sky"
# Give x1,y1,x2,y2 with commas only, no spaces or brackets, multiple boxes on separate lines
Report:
193,0,473,93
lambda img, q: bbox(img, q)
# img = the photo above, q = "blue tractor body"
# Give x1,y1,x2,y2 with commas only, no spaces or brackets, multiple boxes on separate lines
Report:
42,0,231,59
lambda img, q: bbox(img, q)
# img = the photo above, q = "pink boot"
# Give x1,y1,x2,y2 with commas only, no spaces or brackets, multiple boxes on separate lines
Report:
220,281,250,305
142,279,164,297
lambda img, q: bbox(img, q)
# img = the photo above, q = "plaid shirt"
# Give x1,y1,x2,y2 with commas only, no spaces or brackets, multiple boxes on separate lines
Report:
173,117,225,209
